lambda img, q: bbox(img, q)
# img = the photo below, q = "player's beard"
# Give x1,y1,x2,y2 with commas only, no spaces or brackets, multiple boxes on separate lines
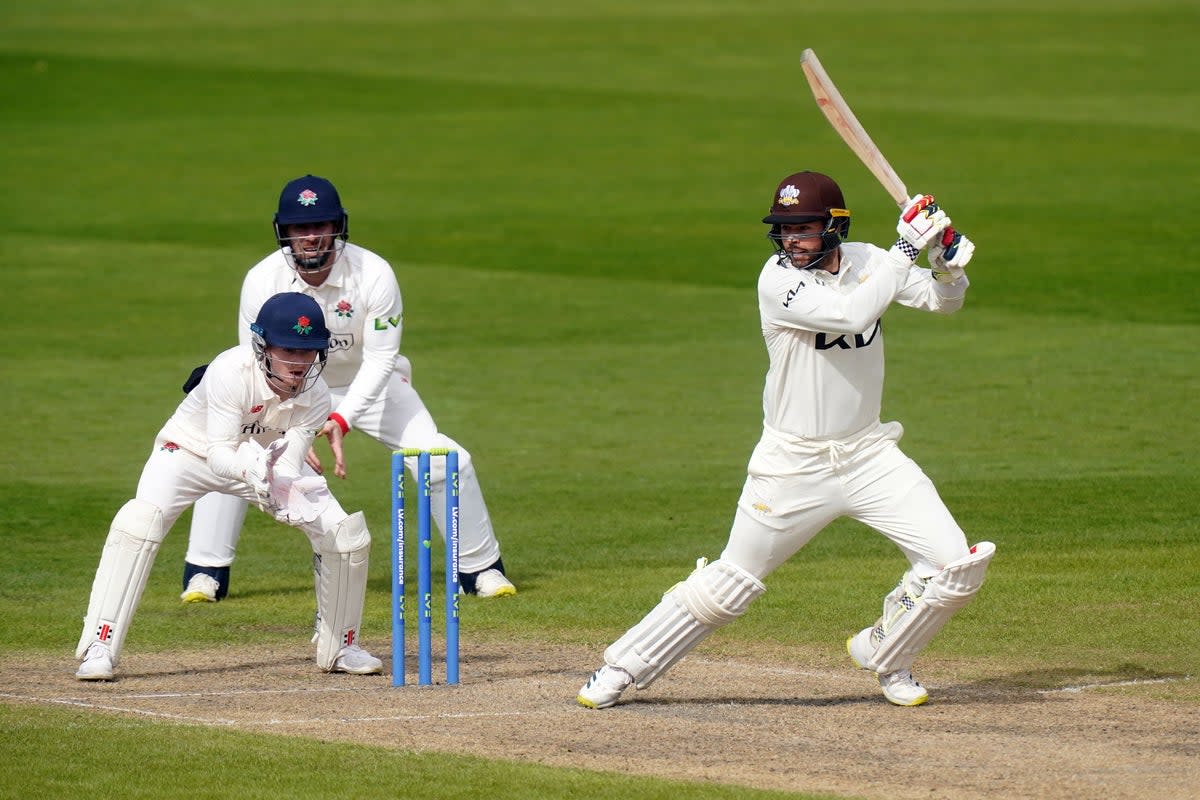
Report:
286,236,342,273
785,242,838,272
784,245,821,269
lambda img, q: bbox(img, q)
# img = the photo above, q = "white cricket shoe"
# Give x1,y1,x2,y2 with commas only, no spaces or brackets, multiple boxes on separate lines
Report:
878,669,928,707
76,641,114,681
846,627,876,670
332,645,383,675
475,568,517,598
180,573,219,603
577,665,633,709
846,628,928,706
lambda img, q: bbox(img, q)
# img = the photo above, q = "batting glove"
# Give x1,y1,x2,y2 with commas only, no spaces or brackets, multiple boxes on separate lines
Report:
929,227,975,283
892,194,952,263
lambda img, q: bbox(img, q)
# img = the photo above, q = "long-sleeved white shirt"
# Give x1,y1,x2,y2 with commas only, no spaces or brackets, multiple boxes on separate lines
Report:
756,242,968,439
238,242,403,432
159,344,330,481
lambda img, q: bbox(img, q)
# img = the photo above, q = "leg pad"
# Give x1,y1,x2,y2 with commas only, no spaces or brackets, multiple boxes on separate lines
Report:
314,512,371,670
864,542,996,672
606,558,765,689
75,500,165,664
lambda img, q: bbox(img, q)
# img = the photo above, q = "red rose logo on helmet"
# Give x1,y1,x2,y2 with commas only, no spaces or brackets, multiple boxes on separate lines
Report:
336,299,353,318
297,189,318,206
293,315,313,335
777,185,801,206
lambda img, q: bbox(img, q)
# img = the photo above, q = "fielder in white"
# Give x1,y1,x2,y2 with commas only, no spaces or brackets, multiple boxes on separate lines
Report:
180,174,514,604
76,292,384,681
578,171,994,708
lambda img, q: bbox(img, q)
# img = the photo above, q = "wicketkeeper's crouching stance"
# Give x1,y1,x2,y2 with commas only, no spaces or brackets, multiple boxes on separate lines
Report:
579,171,994,708
75,292,383,681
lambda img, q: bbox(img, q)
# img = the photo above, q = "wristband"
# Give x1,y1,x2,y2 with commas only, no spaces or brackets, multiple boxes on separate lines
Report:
328,413,349,435
892,238,920,262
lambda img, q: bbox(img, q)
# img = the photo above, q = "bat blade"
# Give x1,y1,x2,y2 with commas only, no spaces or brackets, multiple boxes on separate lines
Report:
800,48,908,207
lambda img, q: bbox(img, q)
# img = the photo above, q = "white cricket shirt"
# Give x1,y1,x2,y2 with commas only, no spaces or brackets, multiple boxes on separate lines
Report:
159,344,330,482
238,242,403,431
756,242,967,439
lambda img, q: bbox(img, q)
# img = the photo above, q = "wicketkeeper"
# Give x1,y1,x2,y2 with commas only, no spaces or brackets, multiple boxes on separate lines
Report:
179,175,515,604
75,293,383,680
579,171,994,708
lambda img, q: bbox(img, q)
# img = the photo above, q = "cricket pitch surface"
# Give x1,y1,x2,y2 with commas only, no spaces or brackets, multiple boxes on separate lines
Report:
4,639,1196,800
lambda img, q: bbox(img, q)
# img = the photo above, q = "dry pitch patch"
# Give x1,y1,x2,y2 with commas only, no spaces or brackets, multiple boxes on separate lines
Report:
3,640,1197,800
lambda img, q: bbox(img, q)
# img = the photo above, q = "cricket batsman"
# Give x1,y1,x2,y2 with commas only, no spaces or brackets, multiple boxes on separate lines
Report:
578,171,994,708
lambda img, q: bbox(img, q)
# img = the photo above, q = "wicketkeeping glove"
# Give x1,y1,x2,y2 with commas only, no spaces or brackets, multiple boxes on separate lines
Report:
891,194,952,263
268,475,333,525
929,227,975,283
235,439,289,502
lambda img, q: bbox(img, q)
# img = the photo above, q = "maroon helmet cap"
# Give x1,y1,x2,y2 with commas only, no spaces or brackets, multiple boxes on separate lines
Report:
762,171,848,224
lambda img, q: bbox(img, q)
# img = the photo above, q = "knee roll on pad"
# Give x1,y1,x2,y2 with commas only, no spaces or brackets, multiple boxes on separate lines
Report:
320,510,371,556
866,541,995,673
675,558,766,626
76,500,165,663
605,558,766,689
314,512,371,670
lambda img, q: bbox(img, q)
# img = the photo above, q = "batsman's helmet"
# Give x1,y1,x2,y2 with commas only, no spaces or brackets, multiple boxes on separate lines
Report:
763,171,851,270
273,174,349,271
249,293,330,396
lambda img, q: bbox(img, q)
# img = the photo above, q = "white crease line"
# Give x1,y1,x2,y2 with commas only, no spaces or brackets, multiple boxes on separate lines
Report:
2,691,557,727
1037,676,1191,694
1,693,237,725
114,687,355,699
261,710,541,725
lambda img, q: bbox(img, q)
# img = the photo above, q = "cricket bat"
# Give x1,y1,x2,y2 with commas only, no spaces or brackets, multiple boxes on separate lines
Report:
800,49,909,208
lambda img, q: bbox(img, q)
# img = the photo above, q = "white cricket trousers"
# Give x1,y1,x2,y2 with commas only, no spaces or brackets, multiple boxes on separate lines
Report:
721,421,969,581
186,365,501,572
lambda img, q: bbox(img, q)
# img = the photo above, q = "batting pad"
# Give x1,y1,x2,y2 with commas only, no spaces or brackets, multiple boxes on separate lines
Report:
314,511,371,670
606,558,766,689
75,499,165,664
867,541,996,673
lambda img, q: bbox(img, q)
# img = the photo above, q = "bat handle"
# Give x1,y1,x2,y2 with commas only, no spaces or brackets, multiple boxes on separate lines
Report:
901,194,935,222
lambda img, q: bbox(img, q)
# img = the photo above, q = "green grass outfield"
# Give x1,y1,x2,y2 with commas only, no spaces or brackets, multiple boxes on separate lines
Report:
2,1,1197,797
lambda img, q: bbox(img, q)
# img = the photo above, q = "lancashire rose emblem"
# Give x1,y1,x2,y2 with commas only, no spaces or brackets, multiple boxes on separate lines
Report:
336,299,353,318
294,315,313,335
298,189,318,206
